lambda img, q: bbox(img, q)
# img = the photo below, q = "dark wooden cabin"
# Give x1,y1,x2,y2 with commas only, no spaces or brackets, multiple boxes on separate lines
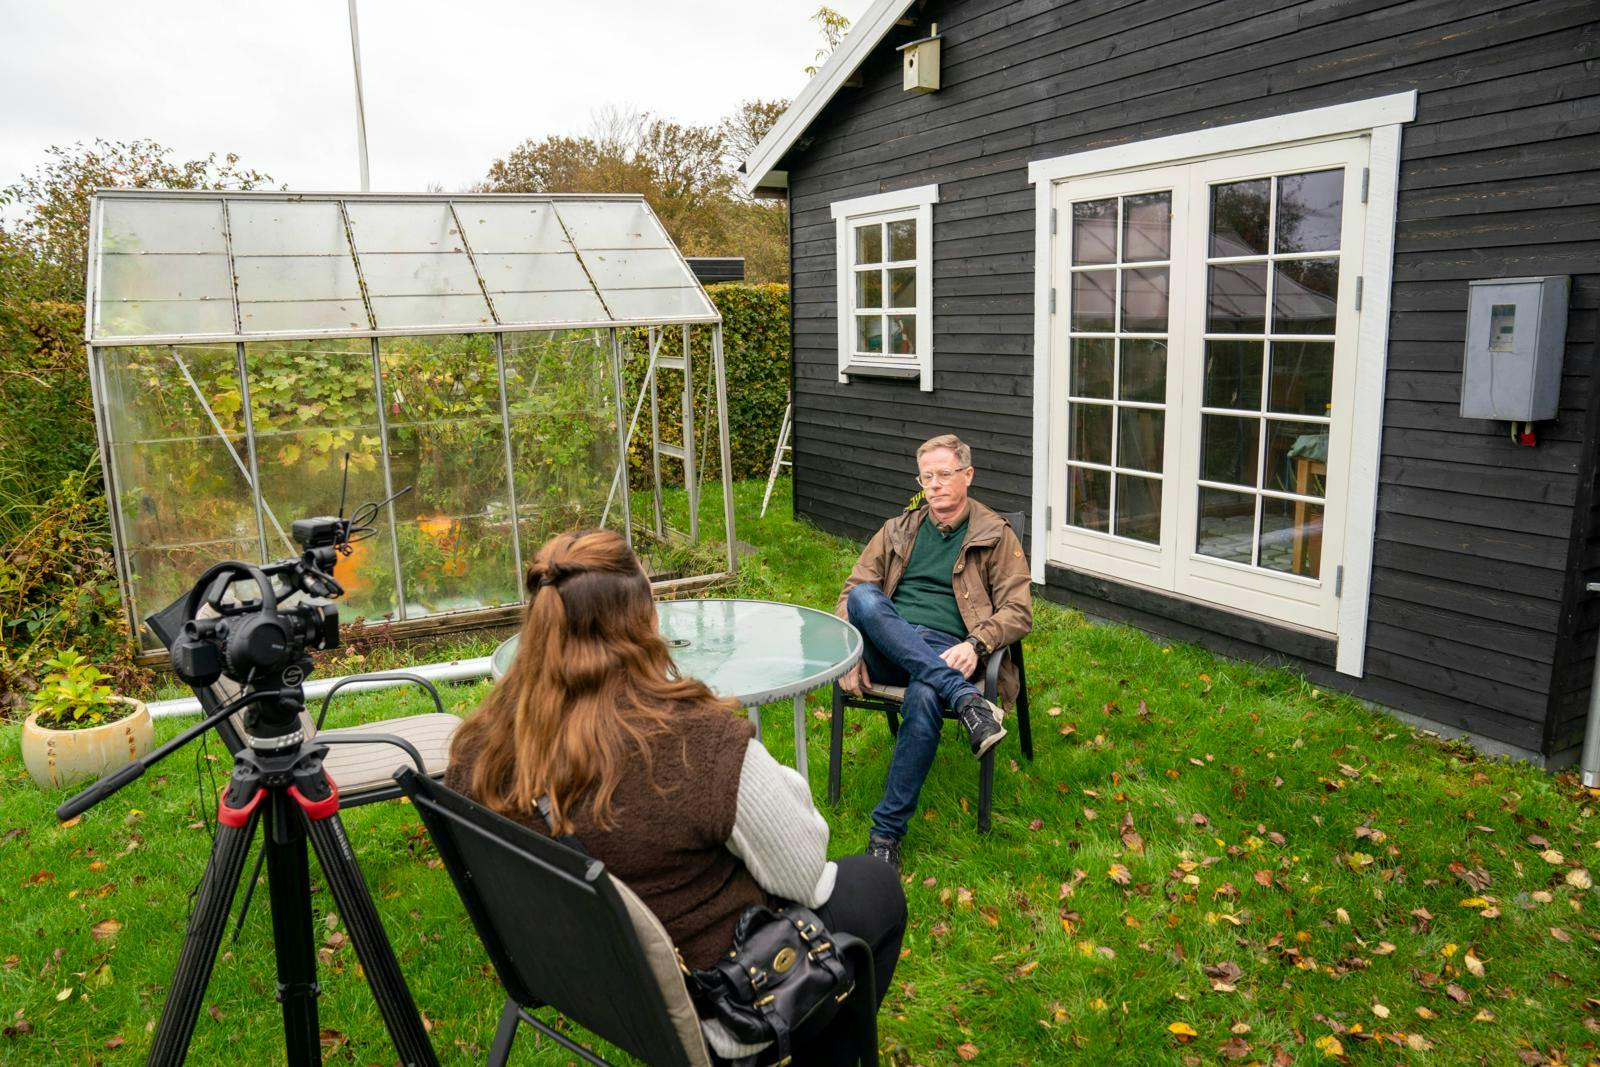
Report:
743,0,1600,764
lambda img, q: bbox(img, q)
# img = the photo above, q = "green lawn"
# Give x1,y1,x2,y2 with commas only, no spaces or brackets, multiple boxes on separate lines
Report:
2,480,1597,1065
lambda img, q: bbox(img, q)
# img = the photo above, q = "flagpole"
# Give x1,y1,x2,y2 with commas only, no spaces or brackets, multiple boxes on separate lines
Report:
347,0,370,191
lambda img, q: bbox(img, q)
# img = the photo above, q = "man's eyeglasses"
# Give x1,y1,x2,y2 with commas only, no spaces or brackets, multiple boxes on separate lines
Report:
915,466,970,487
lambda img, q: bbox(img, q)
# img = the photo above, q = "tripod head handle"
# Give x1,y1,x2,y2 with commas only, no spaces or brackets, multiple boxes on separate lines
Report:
57,761,145,822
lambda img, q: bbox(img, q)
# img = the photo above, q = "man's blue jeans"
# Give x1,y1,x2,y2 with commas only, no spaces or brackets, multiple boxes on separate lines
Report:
845,582,983,842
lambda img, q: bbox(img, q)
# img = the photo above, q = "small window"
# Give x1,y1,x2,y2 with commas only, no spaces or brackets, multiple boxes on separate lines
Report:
830,184,938,390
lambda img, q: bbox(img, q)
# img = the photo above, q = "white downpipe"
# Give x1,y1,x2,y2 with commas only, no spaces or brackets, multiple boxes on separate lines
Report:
146,655,493,719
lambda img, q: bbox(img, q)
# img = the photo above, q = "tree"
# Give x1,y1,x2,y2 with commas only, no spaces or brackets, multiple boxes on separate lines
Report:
719,98,789,176
804,6,852,76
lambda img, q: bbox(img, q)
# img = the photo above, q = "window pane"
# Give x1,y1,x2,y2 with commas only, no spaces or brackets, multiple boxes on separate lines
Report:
1122,192,1171,262
1071,270,1116,331
888,267,916,308
1072,199,1118,264
856,271,882,309
1203,340,1263,411
887,219,916,262
1196,487,1255,564
1260,495,1323,579
856,315,884,354
1115,474,1161,544
1264,420,1328,497
1121,267,1169,332
1272,258,1339,335
1069,403,1112,466
1210,179,1270,256
1118,339,1166,403
1207,263,1267,333
1200,414,1259,487
1117,408,1164,472
1070,338,1113,399
1068,466,1110,532
1275,169,1343,253
855,224,882,265
1268,341,1334,416
889,315,917,355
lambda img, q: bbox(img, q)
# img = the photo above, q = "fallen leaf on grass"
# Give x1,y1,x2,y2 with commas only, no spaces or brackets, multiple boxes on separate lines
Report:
1047,706,1061,717
1015,960,1038,976
55,988,72,1002
1474,1009,1496,1022
1549,927,1571,943
1028,819,1044,832
1371,1003,1390,1019
1203,961,1242,992
1108,864,1132,885
90,919,121,942
1168,1022,1198,1042
1313,1034,1344,1058
1120,812,1145,854
1218,1036,1252,1060
1415,1006,1436,1020
1463,953,1485,977
1565,868,1592,890
1335,907,1350,924
1406,1033,1434,1051
956,887,974,909
1445,983,1469,1004
1539,849,1565,865
1374,942,1396,955
956,1042,979,1061
104,1035,125,1049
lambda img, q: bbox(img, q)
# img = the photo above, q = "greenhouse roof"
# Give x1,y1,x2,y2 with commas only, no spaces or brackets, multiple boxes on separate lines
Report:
86,190,720,346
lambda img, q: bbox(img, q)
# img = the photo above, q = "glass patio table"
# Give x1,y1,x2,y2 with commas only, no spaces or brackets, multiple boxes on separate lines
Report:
489,598,863,782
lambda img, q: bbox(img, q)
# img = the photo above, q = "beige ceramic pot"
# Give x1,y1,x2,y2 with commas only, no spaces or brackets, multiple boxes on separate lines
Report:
21,697,154,789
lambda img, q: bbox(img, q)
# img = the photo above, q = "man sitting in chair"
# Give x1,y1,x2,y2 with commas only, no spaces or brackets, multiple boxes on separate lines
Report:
836,434,1032,869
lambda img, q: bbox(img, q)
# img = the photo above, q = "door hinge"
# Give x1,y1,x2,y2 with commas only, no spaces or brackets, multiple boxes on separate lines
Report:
1050,207,1057,235
1334,564,1344,598
1354,276,1363,311
1049,288,1056,314
1360,167,1369,204
1046,506,1052,530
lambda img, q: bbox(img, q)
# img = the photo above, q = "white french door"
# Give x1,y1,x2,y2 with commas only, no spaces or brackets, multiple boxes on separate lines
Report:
1047,137,1369,635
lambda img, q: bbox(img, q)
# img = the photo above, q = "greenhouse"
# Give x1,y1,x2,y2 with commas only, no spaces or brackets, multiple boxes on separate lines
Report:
85,190,735,651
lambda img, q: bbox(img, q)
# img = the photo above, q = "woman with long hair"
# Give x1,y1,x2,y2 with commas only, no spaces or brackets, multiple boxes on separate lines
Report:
446,529,905,1061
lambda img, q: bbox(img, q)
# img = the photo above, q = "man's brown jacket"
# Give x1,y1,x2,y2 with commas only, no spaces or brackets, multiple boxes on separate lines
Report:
834,499,1032,706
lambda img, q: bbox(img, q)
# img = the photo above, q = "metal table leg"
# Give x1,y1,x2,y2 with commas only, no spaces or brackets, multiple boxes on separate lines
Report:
747,704,762,744
793,692,809,783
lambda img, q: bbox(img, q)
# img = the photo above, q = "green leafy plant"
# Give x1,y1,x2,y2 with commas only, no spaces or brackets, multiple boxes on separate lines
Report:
26,649,132,730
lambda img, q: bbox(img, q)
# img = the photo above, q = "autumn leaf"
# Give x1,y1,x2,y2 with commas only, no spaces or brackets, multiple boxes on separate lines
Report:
1463,952,1485,978
956,887,974,909
1445,983,1469,1004
1406,1033,1434,1051
1564,868,1592,890
1219,1035,1252,1060
1549,927,1571,943
90,919,121,941
1313,1034,1344,1059
1374,942,1396,955
1120,812,1145,854
1108,863,1132,885
1371,1002,1390,1019
1168,1021,1198,1042
1015,959,1039,976
956,1042,979,1061
1539,849,1565,865
1253,869,1273,887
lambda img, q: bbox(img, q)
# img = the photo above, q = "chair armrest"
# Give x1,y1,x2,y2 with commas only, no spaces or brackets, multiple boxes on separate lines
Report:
982,645,1008,702
316,671,448,730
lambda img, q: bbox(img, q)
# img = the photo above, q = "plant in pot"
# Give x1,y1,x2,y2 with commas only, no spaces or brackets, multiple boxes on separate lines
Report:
20,650,154,789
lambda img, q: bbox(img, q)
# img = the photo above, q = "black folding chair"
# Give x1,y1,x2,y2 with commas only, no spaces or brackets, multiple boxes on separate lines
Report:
395,768,880,1067
827,510,1034,833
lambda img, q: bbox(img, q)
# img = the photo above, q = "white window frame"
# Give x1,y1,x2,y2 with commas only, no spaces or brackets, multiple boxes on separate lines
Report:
831,183,938,391
1027,92,1415,677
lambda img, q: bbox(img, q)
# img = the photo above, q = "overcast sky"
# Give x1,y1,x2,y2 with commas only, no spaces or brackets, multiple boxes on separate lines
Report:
0,0,874,196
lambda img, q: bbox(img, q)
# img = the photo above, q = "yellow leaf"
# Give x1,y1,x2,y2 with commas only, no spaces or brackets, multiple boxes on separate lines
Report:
1371,1003,1390,1019
1441,943,1458,958
1406,1033,1434,1051
1565,868,1592,890
1089,998,1109,1011
1335,907,1351,924
1473,1008,1495,1022
1463,952,1485,977
1539,849,1565,864
1458,897,1490,909
1108,864,1132,885
1415,1006,1436,1020
1168,1022,1198,1042
90,919,121,941
56,987,73,1002
1314,1034,1344,1058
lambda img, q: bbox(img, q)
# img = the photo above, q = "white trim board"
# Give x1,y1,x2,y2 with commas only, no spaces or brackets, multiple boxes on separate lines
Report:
832,183,939,391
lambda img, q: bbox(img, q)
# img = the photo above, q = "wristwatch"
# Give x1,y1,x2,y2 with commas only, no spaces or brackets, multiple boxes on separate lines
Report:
964,635,987,656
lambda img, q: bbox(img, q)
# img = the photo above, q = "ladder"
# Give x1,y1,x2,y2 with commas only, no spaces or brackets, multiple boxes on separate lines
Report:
650,324,699,541
760,393,793,518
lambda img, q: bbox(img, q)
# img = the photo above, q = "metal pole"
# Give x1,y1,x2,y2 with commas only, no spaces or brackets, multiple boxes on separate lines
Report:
711,325,737,574
369,338,407,621
609,329,633,546
1582,582,1600,790
494,333,523,589
346,0,371,192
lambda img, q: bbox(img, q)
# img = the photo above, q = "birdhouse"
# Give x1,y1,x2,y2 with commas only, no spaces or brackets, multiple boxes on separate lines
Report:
898,27,941,93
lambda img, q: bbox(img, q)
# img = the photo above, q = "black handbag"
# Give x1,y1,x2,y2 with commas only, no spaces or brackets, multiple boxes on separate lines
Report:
689,902,857,1066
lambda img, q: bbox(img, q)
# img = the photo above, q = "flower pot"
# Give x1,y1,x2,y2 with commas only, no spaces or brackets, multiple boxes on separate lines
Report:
21,697,154,789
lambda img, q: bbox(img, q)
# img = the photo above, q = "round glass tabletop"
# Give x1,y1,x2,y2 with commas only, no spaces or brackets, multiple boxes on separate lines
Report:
489,598,863,707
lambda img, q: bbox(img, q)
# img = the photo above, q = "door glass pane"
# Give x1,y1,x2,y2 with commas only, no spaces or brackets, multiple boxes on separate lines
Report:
1272,259,1339,334
1069,403,1112,466
1122,193,1171,262
888,267,916,308
1268,341,1334,416
1210,179,1270,256
1264,420,1328,496
1068,467,1110,532
856,271,882,309
1200,414,1259,487
1275,169,1343,253
1196,487,1255,564
887,219,916,261
1121,267,1169,332
1070,338,1113,399
1072,270,1116,331
1117,409,1164,472
855,224,882,265
1115,474,1161,544
1203,340,1263,410
889,315,916,355
1118,339,1165,402
856,315,883,354
1072,199,1118,264
1207,263,1267,333
1259,496,1323,579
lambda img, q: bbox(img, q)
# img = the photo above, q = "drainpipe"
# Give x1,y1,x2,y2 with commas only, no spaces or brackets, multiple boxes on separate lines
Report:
1583,582,1600,790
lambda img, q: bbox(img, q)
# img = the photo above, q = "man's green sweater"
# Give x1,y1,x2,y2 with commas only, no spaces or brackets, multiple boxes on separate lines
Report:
891,512,968,638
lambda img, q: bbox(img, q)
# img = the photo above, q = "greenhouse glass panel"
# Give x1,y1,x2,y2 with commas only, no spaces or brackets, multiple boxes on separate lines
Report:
602,287,717,320
227,200,350,256
553,200,670,250
378,334,517,616
456,202,574,254
494,290,609,324
94,198,234,339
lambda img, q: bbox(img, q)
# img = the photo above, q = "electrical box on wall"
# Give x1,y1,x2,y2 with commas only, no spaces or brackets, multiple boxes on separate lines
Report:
898,27,941,93
1460,276,1569,422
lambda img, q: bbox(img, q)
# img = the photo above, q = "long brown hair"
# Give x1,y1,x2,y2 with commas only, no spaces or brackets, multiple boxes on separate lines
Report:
452,529,734,833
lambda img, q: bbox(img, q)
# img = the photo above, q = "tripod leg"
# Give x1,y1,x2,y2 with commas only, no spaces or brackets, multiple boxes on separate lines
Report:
264,795,322,1067
147,805,261,1067
304,810,439,1067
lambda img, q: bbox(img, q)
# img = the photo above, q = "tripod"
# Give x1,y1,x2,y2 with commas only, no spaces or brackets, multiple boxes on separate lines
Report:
58,690,439,1067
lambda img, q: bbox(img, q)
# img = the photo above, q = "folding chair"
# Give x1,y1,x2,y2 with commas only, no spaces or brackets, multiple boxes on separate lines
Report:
395,768,880,1067
827,510,1034,833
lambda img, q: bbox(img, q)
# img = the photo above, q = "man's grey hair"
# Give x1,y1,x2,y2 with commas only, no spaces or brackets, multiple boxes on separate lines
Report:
916,434,972,468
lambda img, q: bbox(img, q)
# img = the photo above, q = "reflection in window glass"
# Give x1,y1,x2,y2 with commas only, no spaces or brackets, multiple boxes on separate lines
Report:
856,316,884,354
1260,495,1323,578
1207,263,1267,333
1264,420,1329,497
887,220,917,262
1275,170,1343,253
1115,474,1161,544
888,267,916,309
1200,414,1260,487
1196,487,1255,564
1118,339,1165,403
1117,408,1164,473
1069,403,1112,466
1121,267,1169,332
889,316,916,355
1209,179,1270,256
855,224,882,265
1070,338,1113,399
1122,192,1172,262
1268,341,1334,416
1072,200,1117,264
1068,467,1110,533
1272,259,1339,335
856,272,882,309
1072,270,1116,332
1203,340,1264,411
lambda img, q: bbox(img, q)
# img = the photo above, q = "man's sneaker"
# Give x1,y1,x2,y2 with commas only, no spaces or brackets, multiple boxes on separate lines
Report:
866,834,901,872
955,694,1007,758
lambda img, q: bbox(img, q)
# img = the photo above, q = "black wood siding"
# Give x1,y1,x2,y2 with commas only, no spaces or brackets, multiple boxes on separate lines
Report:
782,0,1600,757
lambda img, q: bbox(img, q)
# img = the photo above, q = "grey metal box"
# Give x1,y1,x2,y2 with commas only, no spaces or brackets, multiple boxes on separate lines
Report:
1460,276,1569,421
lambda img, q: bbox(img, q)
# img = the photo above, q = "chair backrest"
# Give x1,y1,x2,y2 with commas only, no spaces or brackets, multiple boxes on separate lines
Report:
394,768,708,1067
996,509,1026,546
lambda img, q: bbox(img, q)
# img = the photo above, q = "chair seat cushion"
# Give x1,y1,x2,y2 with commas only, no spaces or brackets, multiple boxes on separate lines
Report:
861,683,908,702
319,713,460,793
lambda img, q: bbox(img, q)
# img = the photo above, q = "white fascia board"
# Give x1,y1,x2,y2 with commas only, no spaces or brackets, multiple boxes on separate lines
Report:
742,0,920,194
1027,92,1417,185
830,183,940,219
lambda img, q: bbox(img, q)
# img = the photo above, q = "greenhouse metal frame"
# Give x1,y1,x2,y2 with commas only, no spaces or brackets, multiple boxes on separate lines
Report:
84,189,736,651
